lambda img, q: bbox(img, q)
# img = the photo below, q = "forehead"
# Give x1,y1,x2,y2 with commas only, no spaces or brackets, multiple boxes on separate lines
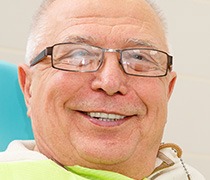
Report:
48,0,154,18
41,0,166,49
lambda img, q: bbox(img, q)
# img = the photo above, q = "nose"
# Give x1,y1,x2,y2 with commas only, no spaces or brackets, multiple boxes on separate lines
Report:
91,53,128,96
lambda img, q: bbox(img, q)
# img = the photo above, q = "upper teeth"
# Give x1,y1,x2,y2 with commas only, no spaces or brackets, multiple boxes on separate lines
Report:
87,112,125,121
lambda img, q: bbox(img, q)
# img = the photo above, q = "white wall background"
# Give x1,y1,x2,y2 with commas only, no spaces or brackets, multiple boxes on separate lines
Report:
0,0,209,179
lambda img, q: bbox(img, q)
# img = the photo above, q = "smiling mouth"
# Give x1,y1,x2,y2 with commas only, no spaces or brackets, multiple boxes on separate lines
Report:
86,112,126,122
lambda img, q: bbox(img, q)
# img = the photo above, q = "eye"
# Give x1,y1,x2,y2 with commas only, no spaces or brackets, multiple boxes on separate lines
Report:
122,49,163,73
68,49,91,59
54,49,92,65
123,50,155,63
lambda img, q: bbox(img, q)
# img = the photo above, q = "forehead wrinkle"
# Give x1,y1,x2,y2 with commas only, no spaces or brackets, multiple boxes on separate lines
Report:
53,16,145,45
56,16,146,29
55,20,152,44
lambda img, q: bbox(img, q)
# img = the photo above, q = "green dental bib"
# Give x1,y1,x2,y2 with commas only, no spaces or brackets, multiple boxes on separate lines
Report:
0,159,148,180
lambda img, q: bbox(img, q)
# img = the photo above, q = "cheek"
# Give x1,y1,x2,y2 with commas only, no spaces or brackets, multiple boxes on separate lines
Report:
133,78,169,132
29,72,87,131
32,71,86,103
28,72,92,154
134,79,168,105
147,80,169,120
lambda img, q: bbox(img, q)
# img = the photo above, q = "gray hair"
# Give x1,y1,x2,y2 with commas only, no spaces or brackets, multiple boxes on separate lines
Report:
25,0,166,65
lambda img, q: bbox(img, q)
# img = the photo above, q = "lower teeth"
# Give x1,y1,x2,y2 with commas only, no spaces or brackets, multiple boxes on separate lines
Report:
98,118,118,122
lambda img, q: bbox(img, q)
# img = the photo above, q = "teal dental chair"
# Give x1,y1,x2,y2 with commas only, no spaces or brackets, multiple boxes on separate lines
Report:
0,60,34,151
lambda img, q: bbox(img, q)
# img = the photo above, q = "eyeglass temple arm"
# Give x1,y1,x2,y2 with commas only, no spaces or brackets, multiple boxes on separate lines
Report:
168,56,173,71
30,47,53,67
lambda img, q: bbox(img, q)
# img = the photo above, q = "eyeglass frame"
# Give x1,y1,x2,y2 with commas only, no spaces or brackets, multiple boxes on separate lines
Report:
30,42,173,77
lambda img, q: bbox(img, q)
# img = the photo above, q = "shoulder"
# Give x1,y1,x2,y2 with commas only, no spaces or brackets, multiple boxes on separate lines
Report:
0,140,47,162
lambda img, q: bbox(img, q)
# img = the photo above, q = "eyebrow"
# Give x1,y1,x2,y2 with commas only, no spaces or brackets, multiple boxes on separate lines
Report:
61,35,96,44
125,38,158,49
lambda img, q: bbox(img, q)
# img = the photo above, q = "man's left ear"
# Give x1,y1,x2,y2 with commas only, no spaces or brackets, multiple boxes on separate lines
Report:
167,72,177,100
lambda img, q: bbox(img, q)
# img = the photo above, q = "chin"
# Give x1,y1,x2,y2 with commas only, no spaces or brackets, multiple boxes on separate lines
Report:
74,140,136,166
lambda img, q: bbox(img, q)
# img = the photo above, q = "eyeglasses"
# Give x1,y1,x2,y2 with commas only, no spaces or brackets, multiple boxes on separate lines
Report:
30,42,173,77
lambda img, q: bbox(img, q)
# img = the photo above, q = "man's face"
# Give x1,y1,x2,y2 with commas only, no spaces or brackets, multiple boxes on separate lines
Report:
20,0,176,171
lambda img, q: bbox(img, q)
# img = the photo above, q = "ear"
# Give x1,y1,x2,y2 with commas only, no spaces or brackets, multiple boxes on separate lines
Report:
18,64,32,117
167,71,177,100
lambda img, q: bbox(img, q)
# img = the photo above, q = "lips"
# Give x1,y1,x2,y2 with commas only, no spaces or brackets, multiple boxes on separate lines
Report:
81,111,132,127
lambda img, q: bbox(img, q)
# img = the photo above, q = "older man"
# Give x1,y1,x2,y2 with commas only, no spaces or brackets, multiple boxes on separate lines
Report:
0,0,205,179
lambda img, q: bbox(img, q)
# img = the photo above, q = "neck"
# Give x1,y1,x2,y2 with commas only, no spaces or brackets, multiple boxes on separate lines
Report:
90,153,156,179
62,147,158,180
34,144,159,179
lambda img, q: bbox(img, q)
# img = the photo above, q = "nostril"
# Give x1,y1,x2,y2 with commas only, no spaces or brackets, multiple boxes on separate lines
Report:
99,88,124,96
91,55,128,96
91,76,128,96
